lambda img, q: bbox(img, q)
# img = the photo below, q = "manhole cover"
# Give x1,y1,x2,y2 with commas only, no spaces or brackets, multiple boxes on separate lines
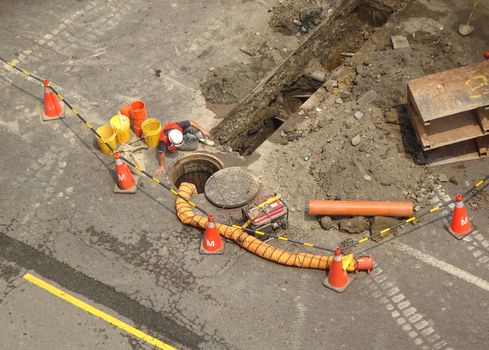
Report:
205,167,260,208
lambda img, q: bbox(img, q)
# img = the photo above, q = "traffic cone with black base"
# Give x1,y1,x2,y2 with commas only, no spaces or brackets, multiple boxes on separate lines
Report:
113,152,138,194
200,214,224,255
323,247,351,292
447,194,475,239
41,80,64,121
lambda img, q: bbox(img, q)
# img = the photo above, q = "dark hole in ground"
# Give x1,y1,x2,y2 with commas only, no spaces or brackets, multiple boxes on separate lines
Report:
233,75,321,156
234,115,284,156
279,75,324,113
168,154,224,193
357,2,392,27
210,4,394,154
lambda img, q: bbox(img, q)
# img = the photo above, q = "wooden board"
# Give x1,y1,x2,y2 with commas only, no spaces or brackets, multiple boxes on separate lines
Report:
407,95,487,150
407,97,430,149
425,135,489,167
477,106,489,132
407,60,489,124
476,135,489,156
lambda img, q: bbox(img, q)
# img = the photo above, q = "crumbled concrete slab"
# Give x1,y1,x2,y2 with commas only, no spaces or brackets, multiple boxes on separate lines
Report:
391,35,410,49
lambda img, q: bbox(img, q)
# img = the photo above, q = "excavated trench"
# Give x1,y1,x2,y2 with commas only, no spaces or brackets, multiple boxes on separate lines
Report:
210,0,394,156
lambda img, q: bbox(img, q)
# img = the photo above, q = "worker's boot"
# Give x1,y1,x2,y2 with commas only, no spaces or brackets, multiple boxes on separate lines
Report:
199,137,215,146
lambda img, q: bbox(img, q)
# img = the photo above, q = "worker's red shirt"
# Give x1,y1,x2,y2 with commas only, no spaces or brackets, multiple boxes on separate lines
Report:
158,120,190,153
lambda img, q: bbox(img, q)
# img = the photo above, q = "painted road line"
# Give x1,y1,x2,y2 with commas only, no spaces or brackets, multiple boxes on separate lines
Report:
23,273,176,350
393,242,489,292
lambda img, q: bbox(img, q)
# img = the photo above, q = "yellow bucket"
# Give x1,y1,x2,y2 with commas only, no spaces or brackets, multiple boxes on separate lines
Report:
110,114,131,143
96,125,117,155
141,118,161,148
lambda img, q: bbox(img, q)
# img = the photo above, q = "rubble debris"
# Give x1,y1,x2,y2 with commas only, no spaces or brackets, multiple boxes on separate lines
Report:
269,1,324,35
239,32,267,57
371,216,399,233
319,216,335,230
357,89,377,105
384,109,400,124
449,176,459,185
438,173,449,182
338,216,370,234
309,71,327,83
351,134,361,146
354,111,364,120
390,35,410,49
370,216,399,241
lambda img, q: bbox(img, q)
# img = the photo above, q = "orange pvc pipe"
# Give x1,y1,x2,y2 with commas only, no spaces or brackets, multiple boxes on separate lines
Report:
307,200,413,217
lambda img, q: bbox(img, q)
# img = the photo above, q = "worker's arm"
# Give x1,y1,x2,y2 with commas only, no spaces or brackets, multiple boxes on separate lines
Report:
189,120,210,137
155,152,165,176
155,141,166,176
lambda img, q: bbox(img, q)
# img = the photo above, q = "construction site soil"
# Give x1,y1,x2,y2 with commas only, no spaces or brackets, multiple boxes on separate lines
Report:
1,0,489,349
202,0,489,237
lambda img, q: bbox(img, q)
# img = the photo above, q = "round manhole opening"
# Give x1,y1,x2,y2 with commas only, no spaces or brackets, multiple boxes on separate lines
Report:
168,153,224,194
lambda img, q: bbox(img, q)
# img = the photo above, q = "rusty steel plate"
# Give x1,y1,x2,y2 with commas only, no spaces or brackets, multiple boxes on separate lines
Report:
205,167,260,209
408,60,489,123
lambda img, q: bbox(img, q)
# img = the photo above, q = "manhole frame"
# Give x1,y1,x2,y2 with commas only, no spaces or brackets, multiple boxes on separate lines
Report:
168,152,224,194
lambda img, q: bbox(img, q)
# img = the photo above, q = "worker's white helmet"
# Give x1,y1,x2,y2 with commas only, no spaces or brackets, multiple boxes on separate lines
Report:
168,129,184,147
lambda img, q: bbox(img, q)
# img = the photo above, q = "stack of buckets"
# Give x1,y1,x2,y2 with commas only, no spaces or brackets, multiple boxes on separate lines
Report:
95,100,162,154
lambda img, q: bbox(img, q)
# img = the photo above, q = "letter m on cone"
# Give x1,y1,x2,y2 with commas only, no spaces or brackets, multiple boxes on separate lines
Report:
200,215,224,255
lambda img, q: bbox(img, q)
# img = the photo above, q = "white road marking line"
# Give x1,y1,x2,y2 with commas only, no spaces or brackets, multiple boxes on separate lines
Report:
393,241,489,292
367,265,448,349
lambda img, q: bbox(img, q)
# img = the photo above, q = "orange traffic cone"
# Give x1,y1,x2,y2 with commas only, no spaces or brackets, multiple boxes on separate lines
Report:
323,247,351,292
484,51,489,59
447,194,474,239
200,214,224,255
41,80,64,121
113,152,137,194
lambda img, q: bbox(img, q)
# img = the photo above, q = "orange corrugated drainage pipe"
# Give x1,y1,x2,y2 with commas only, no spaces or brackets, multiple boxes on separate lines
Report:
306,200,413,218
176,182,373,273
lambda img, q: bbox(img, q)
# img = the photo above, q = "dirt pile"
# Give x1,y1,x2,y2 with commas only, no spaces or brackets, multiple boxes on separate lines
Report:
200,61,266,105
269,0,328,35
200,31,299,111
203,0,484,245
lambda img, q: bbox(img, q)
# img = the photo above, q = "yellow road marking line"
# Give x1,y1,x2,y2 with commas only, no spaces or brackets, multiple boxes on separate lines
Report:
23,273,176,350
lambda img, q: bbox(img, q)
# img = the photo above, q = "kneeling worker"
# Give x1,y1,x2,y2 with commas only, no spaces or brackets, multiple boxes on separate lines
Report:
155,120,214,176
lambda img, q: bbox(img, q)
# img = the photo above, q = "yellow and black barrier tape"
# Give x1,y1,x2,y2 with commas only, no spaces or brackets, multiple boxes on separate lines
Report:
0,57,43,82
232,225,335,253
0,57,209,216
344,176,489,252
3,57,488,255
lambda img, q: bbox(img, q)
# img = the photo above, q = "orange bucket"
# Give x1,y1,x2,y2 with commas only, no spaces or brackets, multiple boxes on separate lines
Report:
129,100,147,137
119,104,130,117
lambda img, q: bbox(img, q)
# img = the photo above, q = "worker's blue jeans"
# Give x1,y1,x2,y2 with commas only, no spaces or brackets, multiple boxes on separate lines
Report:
179,126,203,151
